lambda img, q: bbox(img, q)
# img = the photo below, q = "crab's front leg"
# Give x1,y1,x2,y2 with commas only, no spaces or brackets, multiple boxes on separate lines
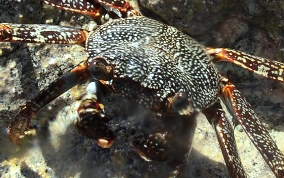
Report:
9,62,91,144
9,55,115,144
2,20,91,143
220,77,284,177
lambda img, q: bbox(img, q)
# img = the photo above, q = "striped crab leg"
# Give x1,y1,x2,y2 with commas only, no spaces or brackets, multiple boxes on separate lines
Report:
0,12,91,143
220,77,284,177
207,48,284,82
203,102,247,178
0,0,141,44
0,24,88,44
41,0,141,19
9,62,91,144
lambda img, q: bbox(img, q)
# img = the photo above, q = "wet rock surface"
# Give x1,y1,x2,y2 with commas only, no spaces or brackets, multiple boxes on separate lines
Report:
0,0,284,177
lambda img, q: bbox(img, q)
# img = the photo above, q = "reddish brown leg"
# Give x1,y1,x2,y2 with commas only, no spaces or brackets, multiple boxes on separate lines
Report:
42,0,140,18
203,102,247,178
207,48,284,82
9,62,91,144
220,77,284,177
93,0,141,16
42,0,103,18
0,24,87,44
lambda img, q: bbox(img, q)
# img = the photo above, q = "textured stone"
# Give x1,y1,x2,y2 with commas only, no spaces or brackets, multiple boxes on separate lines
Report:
0,0,284,178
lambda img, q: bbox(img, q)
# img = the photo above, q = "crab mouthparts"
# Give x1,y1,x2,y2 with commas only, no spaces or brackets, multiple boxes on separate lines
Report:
96,138,115,148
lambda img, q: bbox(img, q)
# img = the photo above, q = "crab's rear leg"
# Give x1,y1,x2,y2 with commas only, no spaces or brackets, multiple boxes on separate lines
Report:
0,24,87,44
207,48,284,82
220,77,284,177
9,62,91,144
42,0,102,18
203,102,247,178
42,0,140,19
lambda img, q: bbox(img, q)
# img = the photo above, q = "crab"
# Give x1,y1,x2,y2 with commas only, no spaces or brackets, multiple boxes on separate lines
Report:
1,0,284,177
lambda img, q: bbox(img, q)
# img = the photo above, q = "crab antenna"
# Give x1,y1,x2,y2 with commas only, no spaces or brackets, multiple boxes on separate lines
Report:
0,24,88,44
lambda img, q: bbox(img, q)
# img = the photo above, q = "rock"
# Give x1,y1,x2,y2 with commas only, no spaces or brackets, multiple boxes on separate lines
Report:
0,0,283,177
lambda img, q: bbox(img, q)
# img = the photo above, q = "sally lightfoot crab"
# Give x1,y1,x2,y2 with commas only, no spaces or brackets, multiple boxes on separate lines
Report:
1,0,284,177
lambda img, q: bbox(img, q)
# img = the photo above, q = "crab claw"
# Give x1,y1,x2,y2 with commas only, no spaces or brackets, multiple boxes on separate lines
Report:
8,102,34,145
0,24,13,41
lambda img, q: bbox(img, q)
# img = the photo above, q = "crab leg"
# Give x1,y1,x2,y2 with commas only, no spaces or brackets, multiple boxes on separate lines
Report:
42,0,102,18
9,62,91,144
221,78,284,177
0,24,87,44
42,0,140,18
203,102,247,178
207,48,284,82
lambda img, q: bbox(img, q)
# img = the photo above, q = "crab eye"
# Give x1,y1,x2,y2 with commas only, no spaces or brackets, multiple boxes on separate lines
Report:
88,57,112,80
168,92,194,115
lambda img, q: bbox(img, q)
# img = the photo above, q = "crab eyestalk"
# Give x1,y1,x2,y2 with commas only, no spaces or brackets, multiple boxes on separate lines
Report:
87,57,113,81
167,92,195,115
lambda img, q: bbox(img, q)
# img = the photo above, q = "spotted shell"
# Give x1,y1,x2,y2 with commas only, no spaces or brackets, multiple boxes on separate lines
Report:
87,16,219,110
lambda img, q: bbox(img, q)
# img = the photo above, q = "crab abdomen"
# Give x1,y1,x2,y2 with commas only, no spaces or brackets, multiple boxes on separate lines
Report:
86,16,219,109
